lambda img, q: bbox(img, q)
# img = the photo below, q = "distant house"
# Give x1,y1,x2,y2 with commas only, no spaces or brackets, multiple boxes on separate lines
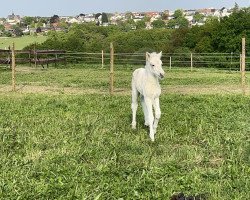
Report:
198,8,216,16
77,14,85,23
145,12,161,23
0,19,4,25
184,9,196,16
110,13,125,25
133,12,145,22
7,12,21,25
145,11,161,20
185,16,194,22
67,17,79,24
4,23,12,30
185,15,194,26
214,7,231,18
51,22,59,29
83,14,95,23
22,26,30,34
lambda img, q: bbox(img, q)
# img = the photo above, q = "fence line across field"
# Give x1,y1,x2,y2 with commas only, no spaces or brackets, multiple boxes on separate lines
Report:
1,53,248,70
0,39,248,95
0,49,248,70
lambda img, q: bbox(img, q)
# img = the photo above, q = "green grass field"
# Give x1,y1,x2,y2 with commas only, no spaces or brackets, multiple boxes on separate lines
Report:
0,35,47,50
0,64,245,94
0,65,250,199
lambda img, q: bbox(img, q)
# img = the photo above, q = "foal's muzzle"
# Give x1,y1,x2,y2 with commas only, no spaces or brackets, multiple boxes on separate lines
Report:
159,73,164,79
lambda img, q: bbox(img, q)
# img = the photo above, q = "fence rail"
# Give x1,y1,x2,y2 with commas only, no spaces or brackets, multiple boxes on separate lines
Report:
0,49,66,67
0,39,248,94
0,48,249,70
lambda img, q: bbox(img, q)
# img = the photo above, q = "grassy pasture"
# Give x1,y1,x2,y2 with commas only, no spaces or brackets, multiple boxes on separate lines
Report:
0,94,250,199
0,35,47,50
0,65,250,199
0,64,246,94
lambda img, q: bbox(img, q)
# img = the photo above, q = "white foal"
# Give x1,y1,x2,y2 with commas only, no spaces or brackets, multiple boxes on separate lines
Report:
131,52,165,141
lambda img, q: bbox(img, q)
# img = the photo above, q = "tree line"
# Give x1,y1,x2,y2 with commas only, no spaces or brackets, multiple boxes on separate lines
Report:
24,7,250,54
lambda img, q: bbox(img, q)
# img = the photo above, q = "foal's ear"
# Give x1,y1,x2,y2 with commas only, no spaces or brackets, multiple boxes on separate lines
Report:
146,52,150,60
158,51,162,58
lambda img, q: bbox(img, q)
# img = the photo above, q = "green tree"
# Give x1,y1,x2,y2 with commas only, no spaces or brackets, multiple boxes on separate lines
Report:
173,9,184,18
210,9,250,52
50,15,60,24
125,12,133,20
58,21,69,29
36,21,44,28
168,28,189,51
167,17,188,29
152,19,166,28
102,12,109,24
195,37,213,52
118,18,136,31
167,19,177,29
167,9,189,29
161,12,169,20
143,16,151,22
3,31,12,37
193,12,204,22
178,17,189,28
36,27,42,33
22,16,36,26
13,25,23,37
232,2,240,13
0,24,5,32
30,21,36,28
136,20,146,29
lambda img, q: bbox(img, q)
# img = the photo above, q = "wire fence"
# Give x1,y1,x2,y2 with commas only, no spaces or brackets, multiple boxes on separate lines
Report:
66,51,249,71
0,43,249,95
1,49,249,70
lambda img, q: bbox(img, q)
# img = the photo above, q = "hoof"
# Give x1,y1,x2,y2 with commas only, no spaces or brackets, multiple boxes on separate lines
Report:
132,122,136,129
150,134,155,142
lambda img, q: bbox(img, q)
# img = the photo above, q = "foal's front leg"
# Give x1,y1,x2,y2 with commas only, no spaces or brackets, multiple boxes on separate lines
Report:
141,95,149,126
153,97,161,133
145,98,154,141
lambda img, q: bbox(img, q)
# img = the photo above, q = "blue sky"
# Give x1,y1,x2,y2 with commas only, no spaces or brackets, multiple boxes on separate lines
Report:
1,0,249,17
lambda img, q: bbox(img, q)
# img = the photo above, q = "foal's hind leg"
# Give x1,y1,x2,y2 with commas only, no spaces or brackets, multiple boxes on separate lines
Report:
131,86,138,129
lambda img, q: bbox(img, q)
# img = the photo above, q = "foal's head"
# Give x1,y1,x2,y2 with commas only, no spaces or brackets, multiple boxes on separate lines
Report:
146,52,165,79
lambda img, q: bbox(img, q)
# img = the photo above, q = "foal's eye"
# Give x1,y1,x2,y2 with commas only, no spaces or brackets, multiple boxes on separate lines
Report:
151,64,155,67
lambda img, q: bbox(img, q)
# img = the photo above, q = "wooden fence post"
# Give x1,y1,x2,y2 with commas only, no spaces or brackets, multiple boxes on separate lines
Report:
11,42,16,91
34,43,37,67
191,53,193,71
170,57,172,69
8,46,11,69
230,52,233,71
55,53,58,67
102,50,104,68
241,38,246,95
29,50,31,67
110,43,114,95
240,54,242,72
